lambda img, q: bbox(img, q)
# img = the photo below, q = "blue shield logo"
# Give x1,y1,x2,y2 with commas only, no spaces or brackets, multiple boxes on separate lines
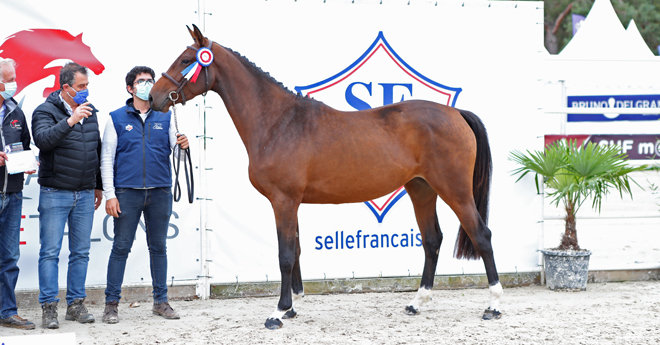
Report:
295,32,462,222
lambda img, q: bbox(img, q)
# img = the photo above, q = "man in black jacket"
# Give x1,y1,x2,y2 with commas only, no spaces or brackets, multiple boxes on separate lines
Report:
31,62,103,329
0,58,36,330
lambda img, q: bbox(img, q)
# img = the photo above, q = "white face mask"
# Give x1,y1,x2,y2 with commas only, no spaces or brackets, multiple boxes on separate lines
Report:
0,82,17,100
135,81,153,101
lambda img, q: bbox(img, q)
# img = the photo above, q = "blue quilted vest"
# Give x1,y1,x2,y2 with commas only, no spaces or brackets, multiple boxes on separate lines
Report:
110,104,172,188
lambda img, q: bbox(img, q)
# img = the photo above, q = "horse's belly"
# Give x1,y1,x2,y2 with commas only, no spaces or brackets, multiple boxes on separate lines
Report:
301,146,417,204
301,175,408,204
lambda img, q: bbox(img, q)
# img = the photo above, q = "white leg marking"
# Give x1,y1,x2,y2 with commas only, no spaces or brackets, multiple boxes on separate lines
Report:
408,287,432,310
269,308,286,320
489,282,503,311
291,289,305,309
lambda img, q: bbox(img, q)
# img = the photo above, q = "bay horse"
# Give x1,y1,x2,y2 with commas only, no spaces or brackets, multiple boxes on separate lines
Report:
150,24,503,329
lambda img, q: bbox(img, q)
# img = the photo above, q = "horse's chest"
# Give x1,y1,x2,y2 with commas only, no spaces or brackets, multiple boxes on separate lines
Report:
247,157,306,196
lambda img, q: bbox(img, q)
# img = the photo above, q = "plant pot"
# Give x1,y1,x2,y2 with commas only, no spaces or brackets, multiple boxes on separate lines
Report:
540,249,592,291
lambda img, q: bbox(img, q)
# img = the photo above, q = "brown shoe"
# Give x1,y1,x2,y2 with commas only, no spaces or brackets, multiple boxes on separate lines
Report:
152,302,180,319
103,301,119,324
0,315,36,330
65,298,95,323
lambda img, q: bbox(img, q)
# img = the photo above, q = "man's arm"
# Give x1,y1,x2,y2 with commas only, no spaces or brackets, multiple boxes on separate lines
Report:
101,117,120,217
21,113,31,151
31,102,93,151
94,134,103,210
31,107,72,151
169,112,189,159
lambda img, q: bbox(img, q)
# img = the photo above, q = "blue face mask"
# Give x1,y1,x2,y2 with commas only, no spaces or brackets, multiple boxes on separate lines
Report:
66,86,89,105
135,81,153,101
0,82,17,100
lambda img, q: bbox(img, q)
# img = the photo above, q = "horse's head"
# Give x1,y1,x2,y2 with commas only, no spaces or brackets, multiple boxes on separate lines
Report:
151,24,215,112
0,29,105,97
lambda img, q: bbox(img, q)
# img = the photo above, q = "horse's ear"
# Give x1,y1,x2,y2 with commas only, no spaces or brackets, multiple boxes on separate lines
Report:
186,25,196,43
191,24,208,47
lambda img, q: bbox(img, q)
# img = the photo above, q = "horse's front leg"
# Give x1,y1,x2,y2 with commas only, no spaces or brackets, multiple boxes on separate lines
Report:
264,197,301,330
282,224,304,320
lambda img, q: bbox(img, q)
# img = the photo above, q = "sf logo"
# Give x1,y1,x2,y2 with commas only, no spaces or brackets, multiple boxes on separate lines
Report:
345,82,413,110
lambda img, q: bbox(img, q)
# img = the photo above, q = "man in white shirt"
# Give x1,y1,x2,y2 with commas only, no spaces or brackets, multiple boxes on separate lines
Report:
101,66,188,324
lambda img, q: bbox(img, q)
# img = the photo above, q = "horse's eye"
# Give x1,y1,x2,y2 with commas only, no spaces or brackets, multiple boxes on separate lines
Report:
182,59,190,64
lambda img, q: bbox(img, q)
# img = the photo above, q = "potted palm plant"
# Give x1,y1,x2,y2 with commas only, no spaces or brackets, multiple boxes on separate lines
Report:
509,139,646,290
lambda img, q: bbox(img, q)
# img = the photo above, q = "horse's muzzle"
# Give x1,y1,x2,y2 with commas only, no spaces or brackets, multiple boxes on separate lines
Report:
151,95,171,113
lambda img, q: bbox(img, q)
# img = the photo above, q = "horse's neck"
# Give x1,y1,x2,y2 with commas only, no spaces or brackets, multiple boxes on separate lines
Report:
212,51,294,155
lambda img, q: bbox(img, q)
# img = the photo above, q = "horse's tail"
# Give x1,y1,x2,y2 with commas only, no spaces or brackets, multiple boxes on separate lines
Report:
453,109,492,260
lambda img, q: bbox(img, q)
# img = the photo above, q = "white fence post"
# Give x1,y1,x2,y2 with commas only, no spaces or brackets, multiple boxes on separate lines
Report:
195,0,211,300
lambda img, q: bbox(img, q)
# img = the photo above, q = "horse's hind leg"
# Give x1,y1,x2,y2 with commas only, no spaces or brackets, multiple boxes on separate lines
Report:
471,216,503,320
423,168,502,319
443,195,503,320
264,196,302,329
283,224,304,319
404,178,443,315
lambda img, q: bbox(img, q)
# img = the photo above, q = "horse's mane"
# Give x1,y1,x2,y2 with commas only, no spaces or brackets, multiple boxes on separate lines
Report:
223,46,315,103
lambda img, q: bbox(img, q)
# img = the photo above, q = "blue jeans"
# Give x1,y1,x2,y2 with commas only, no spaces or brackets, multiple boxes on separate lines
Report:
38,187,95,305
105,188,172,304
0,192,23,318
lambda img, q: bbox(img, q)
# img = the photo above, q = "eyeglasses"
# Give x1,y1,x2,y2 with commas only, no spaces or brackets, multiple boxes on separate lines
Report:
134,79,155,86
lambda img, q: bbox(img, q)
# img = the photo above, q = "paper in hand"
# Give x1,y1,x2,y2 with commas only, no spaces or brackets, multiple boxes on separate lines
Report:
5,150,38,174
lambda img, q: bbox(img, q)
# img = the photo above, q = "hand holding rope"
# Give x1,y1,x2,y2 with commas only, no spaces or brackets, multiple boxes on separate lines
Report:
169,94,195,203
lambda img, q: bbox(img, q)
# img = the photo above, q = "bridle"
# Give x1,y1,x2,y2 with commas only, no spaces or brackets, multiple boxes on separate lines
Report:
160,39,214,204
161,39,214,106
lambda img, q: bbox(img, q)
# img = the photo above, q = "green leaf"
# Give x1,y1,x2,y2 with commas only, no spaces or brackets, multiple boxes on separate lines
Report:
509,139,647,245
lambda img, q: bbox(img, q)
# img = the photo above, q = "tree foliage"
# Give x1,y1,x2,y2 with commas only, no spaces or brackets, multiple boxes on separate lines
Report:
516,0,660,55
509,140,646,250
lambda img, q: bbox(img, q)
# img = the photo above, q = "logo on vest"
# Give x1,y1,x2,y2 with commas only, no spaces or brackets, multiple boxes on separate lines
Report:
152,123,163,130
10,119,21,130
125,124,133,131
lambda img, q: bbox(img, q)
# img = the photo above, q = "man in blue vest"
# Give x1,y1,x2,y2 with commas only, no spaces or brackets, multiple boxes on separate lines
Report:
101,66,188,323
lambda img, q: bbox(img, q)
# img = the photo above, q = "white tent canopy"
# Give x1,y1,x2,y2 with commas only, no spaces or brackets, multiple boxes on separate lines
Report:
625,19,654,57
559,0,654,60
541,0,660,135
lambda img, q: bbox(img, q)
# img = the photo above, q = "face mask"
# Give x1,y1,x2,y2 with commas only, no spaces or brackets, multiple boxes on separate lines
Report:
66,86,89,105
135,81,153,101
0,82,17,100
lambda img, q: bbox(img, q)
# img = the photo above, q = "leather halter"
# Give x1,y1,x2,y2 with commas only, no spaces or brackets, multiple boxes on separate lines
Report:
161,40,214,106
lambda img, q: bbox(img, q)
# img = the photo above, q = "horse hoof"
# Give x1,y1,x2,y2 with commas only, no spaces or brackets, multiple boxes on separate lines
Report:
264,318,283,330
405,305,419,315
482,308,502,320
282,309,297,319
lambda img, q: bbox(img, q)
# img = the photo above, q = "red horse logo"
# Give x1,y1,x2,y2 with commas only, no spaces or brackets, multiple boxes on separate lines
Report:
0,29,105,97
10,119,21,130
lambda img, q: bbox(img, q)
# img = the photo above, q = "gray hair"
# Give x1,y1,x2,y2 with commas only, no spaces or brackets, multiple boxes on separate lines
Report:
0,58,17,71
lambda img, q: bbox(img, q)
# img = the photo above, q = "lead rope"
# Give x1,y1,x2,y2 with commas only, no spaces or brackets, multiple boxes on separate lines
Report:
169,94,194,203
164,40,213,203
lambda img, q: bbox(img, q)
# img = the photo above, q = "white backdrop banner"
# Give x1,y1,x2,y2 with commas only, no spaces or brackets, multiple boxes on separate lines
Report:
1,0,203,290
200,0,545,284
1,0,545,289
